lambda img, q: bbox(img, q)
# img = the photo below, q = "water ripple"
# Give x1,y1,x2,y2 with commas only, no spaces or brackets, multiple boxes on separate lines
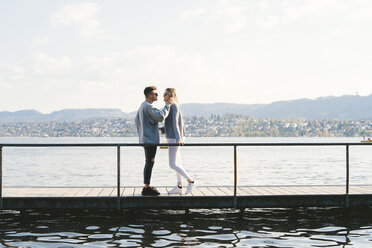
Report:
1,207,372,247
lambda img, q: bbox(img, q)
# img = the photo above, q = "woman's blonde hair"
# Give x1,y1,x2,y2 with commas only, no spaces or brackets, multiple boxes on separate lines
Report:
165,88,179,103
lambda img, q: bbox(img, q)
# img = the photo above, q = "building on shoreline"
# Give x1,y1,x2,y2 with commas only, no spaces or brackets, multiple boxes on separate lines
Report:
1,114,371,137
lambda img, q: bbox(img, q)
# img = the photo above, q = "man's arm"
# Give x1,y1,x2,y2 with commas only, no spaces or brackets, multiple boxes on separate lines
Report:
146,104,170,123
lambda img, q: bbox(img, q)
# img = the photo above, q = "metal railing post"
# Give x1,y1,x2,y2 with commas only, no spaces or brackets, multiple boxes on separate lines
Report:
233,145,237,209
346,145,350,208
0,146,3,210
117,145,121,210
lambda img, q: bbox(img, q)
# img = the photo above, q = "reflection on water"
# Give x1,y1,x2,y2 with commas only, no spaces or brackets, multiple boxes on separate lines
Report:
1,207,372,247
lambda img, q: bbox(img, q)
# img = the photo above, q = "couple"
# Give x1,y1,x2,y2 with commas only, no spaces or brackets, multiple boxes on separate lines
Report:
135,86,195,196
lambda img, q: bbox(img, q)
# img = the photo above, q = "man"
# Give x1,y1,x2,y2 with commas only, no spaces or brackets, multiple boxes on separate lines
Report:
135,86,173,196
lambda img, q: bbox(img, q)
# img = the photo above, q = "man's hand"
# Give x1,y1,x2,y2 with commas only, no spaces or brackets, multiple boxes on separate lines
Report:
176,140,184,145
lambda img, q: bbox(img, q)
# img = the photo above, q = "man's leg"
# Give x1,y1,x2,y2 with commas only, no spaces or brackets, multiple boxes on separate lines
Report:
144,146,157,186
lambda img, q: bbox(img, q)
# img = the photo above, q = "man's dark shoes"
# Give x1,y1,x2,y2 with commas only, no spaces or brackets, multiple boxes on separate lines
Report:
142,186,160,196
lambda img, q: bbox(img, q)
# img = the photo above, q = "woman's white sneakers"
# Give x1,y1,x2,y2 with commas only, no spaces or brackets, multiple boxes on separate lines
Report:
185,181,195,195
168,185,183,194
168,182,195,195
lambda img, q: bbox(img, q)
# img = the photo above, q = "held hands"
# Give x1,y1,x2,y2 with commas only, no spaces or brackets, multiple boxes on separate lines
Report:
159,127,165,134
176,140,184,145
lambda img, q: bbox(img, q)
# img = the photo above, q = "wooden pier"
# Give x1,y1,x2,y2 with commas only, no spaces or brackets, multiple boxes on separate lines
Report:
1,142,372,210
2,185,372,209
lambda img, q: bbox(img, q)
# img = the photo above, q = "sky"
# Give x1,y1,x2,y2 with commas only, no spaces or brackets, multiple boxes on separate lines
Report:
0,0,372,113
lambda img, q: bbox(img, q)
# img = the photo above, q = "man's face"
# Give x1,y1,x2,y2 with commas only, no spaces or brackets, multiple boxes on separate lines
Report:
149,90,158,102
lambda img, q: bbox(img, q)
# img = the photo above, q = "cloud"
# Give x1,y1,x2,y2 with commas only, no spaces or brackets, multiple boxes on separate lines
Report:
0,53,72,83
180,0,352,31
0,64,25,82
31,53,71,75
350,2,372,20
180,0,250,33
30,37,50,47
179,7,207,19
255,0,352,29
50,2,103,38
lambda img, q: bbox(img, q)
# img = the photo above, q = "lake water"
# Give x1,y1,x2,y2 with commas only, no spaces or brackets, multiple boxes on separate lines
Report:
1,207,372,247
1,137,372,247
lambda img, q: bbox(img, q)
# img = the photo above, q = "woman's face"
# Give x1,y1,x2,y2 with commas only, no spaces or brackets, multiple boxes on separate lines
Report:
163,91,170,101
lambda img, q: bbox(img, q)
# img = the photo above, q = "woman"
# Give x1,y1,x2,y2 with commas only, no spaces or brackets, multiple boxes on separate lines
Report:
161,88,195,194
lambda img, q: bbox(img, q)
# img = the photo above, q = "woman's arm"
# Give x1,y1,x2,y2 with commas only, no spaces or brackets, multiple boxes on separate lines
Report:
171,104,183,143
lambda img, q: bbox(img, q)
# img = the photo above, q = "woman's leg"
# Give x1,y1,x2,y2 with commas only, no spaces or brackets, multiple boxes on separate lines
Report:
168,138,192,184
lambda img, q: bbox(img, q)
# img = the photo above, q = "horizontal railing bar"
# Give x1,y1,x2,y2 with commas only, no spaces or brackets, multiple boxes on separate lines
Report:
3,184,372,188
0,142,372,147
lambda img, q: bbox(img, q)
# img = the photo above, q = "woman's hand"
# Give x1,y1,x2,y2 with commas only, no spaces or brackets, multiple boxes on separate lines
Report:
176,140,184,145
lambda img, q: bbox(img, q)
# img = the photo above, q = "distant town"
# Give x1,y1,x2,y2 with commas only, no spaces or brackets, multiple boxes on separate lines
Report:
1,114,371,137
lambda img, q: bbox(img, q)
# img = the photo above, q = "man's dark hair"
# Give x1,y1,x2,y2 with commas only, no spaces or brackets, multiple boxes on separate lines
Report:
144,86,157,97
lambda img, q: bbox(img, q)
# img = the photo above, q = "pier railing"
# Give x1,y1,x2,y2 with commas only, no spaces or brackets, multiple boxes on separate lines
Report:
1,142,372,209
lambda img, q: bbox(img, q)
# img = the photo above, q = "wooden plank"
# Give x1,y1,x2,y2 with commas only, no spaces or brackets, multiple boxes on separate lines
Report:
99,187,115,197
133,187,143,197
361,185,372,193
241,187,263,196
7,187,48,197
251,187,277,195
198,187,215,196
309,186,344,194
276,186,338,195
263,186,292,195
86,188,103,197
292,186,330,195
6,187,40,197
58,187,75,197
44,187,70,197
2,188,19,197
24,188,43,197
116,187,124,197
296,186,328,194
227,186,247,196
208,187,228,196
157,187,168,196
235,187,248,196
62,188,82,197
23,187,50,197
189,186,204,196
74,188,93,197
278,186,308,195
122,187,135,197
323,186,344,194
218,186,234,196
301,186,331,195
252,186,281,195
240,187,268,196
350,186,372,194
363,185,372,192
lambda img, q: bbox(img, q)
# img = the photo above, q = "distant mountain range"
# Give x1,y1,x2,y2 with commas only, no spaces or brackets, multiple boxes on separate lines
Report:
0,109,132,123
181,94,372,119
1,94,372,123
